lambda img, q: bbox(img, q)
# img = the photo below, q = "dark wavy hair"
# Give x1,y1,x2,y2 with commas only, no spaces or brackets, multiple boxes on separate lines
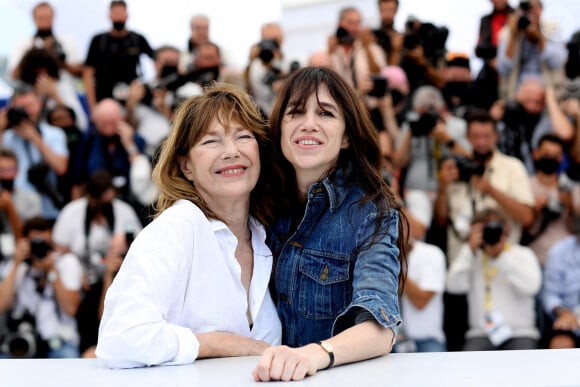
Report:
269,66,408,295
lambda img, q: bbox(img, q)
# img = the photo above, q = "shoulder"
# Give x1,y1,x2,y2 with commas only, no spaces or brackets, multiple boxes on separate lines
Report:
151,200,209,230
492,151,527,171
58,197,88,219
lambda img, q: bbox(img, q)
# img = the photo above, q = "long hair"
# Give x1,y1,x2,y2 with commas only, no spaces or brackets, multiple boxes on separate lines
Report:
269,66,408,294
152,83,278,228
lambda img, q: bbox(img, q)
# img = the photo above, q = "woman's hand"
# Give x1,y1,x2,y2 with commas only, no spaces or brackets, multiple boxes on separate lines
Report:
253,344,327,382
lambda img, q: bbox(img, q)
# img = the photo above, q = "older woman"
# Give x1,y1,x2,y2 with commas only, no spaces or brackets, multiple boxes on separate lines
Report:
96,83,281,368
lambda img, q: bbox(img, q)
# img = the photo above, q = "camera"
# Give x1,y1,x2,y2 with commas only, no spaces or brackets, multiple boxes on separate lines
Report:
482,221,504,246
368,75,389,98
0,311,38,358
404,17,449,64
475,44,497,60
6,107,29,128
28,162,66,209
407,110,440,137
517,0,532,30
542,195,564,222
258,39,279,64
29,238,51,259
336,27,355,46
372,28,391,54
454,156,486,182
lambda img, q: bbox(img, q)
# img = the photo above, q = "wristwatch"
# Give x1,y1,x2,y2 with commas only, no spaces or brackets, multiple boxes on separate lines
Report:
47,271,58,283
317,341,335,370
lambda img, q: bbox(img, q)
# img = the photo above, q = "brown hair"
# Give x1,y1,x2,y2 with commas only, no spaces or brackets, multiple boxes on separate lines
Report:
269,66,408,295
152,83,278,228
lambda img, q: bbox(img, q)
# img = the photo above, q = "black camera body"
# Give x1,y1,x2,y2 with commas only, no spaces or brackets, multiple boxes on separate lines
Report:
29,238,51,260
336,27,355,46
408,110,440,137
368,75,389,98
482,221,504,246
454,156,486,182
404,18,449,64
372,28,392,54
258,39,279,64
6,107,29,128
517,0,532,30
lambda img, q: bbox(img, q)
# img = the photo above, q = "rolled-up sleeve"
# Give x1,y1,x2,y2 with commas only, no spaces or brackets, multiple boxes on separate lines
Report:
333,209,401,336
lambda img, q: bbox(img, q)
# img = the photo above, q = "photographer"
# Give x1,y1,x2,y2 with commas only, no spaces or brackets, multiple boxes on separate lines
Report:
247,23,291,117
399,16,447,96
524,134,572,265
496,77,575,174
71,98,145,202
542,210,580,349
374,0,404,66
14,48,88,132
447,208,542,351
497,0,566,100
0,216,82,358
395,86,470,194
434,109,535,265
53,169,141,355
123,45,178,156
0,84,68,221
329,7,386,98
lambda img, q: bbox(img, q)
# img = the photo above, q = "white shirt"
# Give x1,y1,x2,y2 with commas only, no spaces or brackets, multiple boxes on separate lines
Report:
447,244,542,339
401,241,446,342
52,197,143,275
0,252,83,344
95,200,282,368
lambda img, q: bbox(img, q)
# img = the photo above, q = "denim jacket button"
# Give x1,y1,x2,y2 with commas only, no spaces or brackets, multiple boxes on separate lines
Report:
319,265,329,281
280,293,289,302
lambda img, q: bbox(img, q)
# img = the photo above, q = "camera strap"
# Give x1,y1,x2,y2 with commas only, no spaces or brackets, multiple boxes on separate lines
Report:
481,252,499,312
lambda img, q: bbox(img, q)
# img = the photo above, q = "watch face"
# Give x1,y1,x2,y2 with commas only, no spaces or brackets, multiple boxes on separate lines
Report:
320,341,333,353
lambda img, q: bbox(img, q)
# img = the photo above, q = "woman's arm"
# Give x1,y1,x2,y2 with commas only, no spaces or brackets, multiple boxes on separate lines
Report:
253,320,392,382
254,210,402,381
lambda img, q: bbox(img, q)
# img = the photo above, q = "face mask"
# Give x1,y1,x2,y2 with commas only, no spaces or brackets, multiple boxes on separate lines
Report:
36,28,53,38
0,179,14,192
113,21,126,31
444,81,469,98
535,157,560,175
473,150,493,163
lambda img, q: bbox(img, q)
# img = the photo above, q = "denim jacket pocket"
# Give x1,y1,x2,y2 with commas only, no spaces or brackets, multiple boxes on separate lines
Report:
298,250,352,320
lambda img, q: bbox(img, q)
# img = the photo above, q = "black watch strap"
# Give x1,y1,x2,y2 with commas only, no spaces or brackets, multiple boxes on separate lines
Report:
317,341,335,370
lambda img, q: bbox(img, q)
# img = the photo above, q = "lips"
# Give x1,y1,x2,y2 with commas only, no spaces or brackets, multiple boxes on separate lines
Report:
215,165,247,176
295,136,322,146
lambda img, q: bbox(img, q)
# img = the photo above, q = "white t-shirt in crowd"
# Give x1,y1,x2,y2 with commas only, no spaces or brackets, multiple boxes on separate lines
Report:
401,240,446,343
0,252,83,344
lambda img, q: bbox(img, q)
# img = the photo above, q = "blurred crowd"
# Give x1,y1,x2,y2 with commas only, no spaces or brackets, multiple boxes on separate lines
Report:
1,0,580,358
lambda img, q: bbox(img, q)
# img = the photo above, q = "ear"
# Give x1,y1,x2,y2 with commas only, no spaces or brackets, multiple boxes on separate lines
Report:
178,156,194,181
340,134,350,149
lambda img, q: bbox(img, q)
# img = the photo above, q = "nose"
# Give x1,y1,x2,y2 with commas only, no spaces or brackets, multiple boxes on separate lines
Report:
222,137,240,159
300,111,319,132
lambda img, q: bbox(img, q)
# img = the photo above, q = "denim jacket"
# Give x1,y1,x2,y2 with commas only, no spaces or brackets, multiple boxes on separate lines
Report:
270,169,402,347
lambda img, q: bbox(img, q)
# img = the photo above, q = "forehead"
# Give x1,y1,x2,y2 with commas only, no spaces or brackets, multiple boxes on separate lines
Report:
34,5,53,18
157,48,179,61
341,10,361,23
192,17,209,28
538,140,563,153
12,92,39,106
468,121,496,134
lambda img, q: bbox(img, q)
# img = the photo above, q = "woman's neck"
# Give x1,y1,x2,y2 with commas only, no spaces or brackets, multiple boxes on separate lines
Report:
209,198,251,241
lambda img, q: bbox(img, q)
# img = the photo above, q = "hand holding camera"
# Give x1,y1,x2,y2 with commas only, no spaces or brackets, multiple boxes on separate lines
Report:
438,158,459,187
468,223,484,253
